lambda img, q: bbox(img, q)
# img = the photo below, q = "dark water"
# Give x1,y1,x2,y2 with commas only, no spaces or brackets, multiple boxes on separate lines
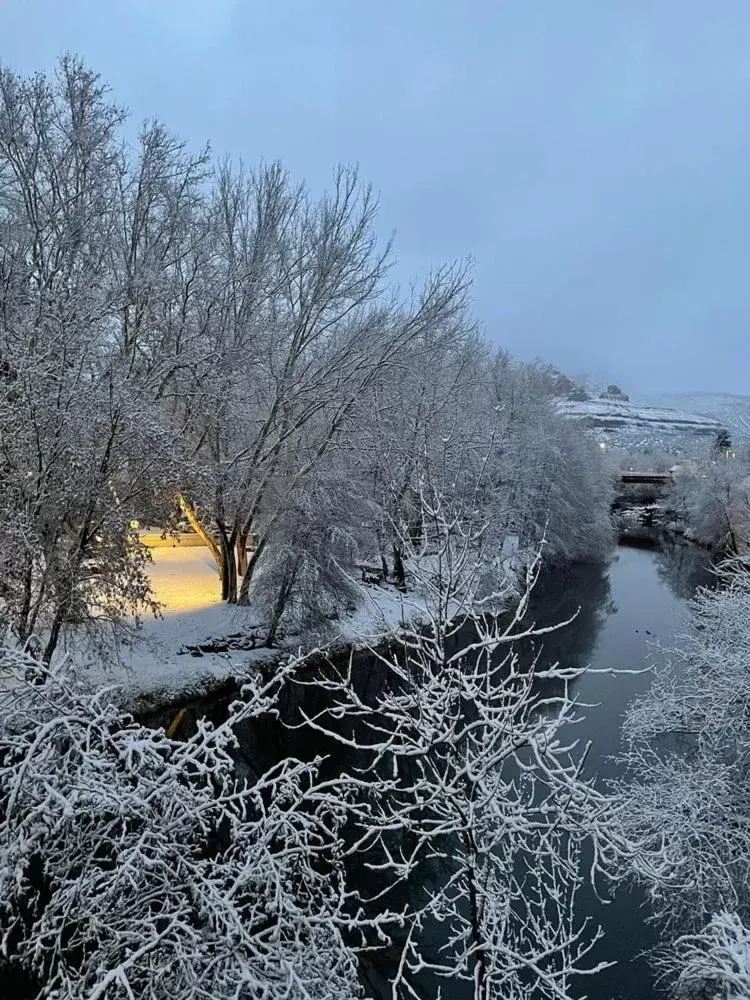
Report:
527,541,713,1000
346,541,712,999
356,540,712,1000
531,541,708,774
347,540,713,999
144,539,713,999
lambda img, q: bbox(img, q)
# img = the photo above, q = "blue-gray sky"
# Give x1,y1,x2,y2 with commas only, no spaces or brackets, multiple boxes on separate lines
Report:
3,0,750,394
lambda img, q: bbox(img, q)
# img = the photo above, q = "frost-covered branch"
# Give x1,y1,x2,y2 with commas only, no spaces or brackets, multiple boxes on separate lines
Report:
667,912,750,1000
0,646,360,999
613,565,750,995
283,484,622,999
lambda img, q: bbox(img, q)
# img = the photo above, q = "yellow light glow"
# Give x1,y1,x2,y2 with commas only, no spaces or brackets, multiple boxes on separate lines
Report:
146,547,221,615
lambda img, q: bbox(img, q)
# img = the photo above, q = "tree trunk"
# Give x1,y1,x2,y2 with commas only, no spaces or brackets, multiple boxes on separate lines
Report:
238,536,266,605
265,587,286,648
380,553,389,582
177,495,221,571
466,864,488,1000
235,530,248,578
266,560,299,647
409,511,424,549
17,552,33,642
728,527,739,556
392,543,406,590
376,527,390,582
218,524,238,603
43,602,66,666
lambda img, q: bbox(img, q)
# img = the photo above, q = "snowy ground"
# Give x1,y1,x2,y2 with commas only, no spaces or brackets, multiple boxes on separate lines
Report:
87,545,436,709
85,546,265,706
102,537,527,708
636,391,750,444
146,545,223,614
1,539,524,710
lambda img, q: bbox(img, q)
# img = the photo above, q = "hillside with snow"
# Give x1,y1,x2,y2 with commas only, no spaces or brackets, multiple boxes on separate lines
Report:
635,391,750,443
557,396,726,457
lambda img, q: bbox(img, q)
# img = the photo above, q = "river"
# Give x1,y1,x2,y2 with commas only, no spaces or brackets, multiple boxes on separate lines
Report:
141,538,713,998
528,540,713,999
353,539,713,999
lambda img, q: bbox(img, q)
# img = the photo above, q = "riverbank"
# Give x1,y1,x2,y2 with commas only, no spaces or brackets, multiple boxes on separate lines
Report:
615,493,711,550
81,541,526,717
4,540,712,997
615,477,750,560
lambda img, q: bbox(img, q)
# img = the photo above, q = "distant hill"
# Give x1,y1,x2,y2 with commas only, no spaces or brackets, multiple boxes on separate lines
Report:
557,397,725,457
634,392,750,443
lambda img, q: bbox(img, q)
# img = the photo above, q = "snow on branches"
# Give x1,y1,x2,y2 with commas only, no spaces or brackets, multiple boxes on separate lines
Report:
613,564,750,996
0,646,359,1000
669,461,750,556
284,485,622,1000
670,911,750,1000
0,57,614,660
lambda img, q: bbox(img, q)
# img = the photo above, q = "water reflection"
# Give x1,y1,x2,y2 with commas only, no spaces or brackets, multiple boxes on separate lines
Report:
514,561,614,680
356,547,714,1000
653,536,715,600
562,545,713,1000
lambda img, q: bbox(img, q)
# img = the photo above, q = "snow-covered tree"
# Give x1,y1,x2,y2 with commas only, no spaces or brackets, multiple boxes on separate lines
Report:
668,911,750,1000
0,59,189,660
0,646,360,999
484,356,614,565
289,480,622,999
613,564,750,995
249,461,370,646
0,55,615,657
668,460,750,554
346,313,488,585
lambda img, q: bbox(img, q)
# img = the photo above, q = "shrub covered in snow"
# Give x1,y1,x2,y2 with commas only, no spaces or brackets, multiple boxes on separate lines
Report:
668,460,750,554
0,647,359,1000
614,564,750,995
669,912,750,1000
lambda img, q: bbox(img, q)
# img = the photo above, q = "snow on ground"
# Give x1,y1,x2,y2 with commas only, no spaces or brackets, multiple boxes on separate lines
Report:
1,536,524,711
336,583,425,646
1,536,527,710
87,545,432,708
86,538,526,710
87,546,270,706
557,397,722,430
146,545,223,614
636,391,750,444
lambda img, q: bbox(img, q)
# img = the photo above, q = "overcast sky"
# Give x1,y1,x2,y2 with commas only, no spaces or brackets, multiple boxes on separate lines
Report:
3,0,750,394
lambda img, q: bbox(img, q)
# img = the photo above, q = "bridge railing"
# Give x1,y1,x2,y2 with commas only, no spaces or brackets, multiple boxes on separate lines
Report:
617,472,674,485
